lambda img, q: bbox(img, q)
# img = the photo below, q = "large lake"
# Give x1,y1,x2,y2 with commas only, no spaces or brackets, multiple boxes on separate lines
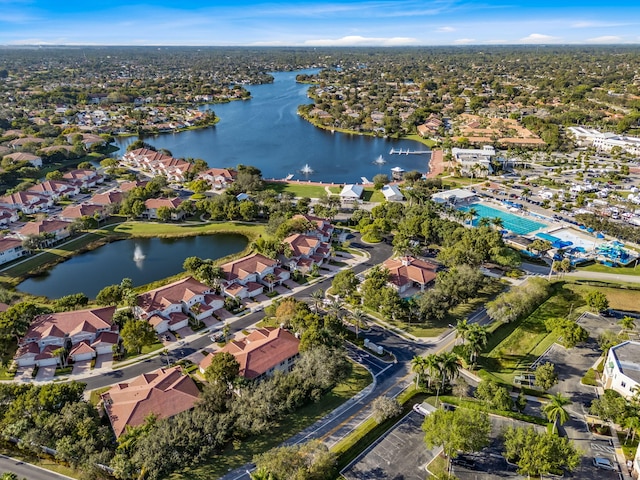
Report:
18,234,247,299
113,69,430,184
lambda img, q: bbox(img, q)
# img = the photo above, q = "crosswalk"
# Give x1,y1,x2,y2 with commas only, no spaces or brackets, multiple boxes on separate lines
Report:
591,442,616,455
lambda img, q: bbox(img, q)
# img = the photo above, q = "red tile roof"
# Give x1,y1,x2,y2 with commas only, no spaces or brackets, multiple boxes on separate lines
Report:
221,253,277,282
200,328,299,380
101,366,200,437
136,276,210,315
22,306,116,343
383,256,438,288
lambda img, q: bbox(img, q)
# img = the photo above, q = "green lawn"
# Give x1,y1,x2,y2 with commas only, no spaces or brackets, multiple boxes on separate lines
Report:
402,134,438,148
171,363,372,479
478,284,583,385
263,181,330,198
108,220,265,240
564,282,640,312
576,262,640,276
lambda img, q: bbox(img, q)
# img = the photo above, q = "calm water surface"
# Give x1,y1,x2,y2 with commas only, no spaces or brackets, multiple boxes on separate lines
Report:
114,69,430,184
18,234,247,299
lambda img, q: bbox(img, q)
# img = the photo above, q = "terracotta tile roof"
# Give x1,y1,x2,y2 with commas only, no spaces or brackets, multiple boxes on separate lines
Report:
3,152,41,163
62,169,97,181
136,276,210,315
26,180,73,196
91,331,119,347
119,180,148,192
22,306,116,343
18,219,72,237
144,197,183,210
283,233,321,257
101,366,200,437
383,256,438,287
200,328,299,380
35,344,59,361
0,237,23,253
0,191,48,207
69,340,95,357
61,203,104,219
221,253,277,282
91,190,124,205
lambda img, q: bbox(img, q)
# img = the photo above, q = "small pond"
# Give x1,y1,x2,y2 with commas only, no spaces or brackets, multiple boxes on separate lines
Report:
18,234,248,299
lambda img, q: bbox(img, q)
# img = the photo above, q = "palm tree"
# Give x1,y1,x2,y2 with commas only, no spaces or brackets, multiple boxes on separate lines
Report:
543,392,571,434
438,352,460,391
619,316,636,334
310,288,325,312
491,217,504,230
454,318,470,345
548,260,560,281
350,308,367,338
478,217,492,228
250,468,275,480
624,415,640,444
466,323,488,367
411,355,427,388
466,207,478,226
263,273,277,293
51,347,67,367
423,354,441,390
327,298,344,321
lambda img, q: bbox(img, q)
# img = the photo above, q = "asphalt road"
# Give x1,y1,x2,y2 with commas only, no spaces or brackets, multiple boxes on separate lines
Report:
0,454,73,480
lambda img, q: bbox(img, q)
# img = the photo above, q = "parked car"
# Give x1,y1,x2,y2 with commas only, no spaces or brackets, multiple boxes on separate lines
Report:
592,457,616,471
413,403,434,417
453,456,477,469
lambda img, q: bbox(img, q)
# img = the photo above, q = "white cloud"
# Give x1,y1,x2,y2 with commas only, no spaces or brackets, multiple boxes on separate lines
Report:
303,35,418,46
519,33,560,44
585,35,623,43
437,26,455,32
571,21,627,28
453,38,475,44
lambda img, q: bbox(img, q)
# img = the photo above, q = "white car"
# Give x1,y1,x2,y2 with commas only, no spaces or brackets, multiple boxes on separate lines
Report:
412,403,434,417
592,457,616,471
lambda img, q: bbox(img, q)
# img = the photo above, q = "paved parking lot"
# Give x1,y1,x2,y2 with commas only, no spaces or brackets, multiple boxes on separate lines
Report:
342,411,436,480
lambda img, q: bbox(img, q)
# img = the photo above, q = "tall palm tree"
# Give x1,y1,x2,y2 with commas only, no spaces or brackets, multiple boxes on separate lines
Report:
478,217,492,228
262,273,277,293
350,309,367,338
491,217,504,230
327,298,344,321
619,316,636,334
438,351,461,391
423,354,441,390
411,355,427,388
624,415,640,444
466,207,477,226
543,392,571,434
51,347,67,367
466,323,488,366
454,318,470,345
310,288,325,312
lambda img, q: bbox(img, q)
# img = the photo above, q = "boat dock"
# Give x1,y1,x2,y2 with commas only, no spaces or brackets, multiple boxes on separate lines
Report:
361,177,372,185
389,148,430,155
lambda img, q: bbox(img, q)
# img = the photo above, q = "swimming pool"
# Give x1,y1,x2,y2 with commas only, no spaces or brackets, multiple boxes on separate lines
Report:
458,203,546,235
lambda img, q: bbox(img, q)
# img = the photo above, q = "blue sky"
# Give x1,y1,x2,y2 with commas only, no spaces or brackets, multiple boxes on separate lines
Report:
1,0,639,46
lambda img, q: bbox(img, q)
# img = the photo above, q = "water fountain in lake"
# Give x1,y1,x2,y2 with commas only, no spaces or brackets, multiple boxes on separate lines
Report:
373,155,386,165
133,245,145,268
300,164,314,174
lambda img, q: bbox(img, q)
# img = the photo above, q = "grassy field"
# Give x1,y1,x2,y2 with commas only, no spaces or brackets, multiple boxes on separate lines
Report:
107,220,265,239
403,134,438,148
576,262,640,277
263,181,330,198
478,284,583,385
171,363,372,479
564,282,640,312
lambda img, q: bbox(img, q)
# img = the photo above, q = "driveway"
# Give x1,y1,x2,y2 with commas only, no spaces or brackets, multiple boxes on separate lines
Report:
71,359,92,376
342,411,436,480
214,308,234,321
94,353,113,370
13,366,33,382
35,365,56,381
